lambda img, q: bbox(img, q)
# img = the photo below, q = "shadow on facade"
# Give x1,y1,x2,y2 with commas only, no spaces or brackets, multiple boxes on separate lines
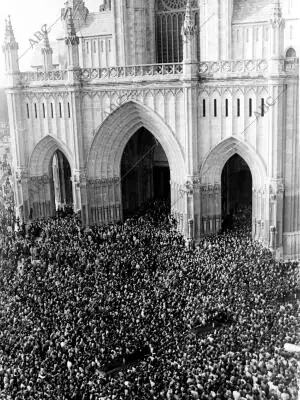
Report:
121,127,170,217
221,154,252,230
50,150,73,213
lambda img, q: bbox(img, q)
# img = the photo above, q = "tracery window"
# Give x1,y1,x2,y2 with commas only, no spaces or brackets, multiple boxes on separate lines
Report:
156,0,200,63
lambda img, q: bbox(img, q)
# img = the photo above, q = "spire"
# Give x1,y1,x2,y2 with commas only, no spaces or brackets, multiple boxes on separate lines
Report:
182,0,197,38
41,27,53,71
3,16,18,49
41,27,51,50
65,7,79,46
64,6,80,73
2,16,19,75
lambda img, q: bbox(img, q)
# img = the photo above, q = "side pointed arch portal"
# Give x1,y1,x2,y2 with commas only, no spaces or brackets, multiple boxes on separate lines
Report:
28,136,74,220
199,138,267,241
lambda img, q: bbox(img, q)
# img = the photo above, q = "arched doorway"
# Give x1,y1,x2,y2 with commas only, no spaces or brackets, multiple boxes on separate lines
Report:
87,101,185,226
50,150,73,212
121,127,170,217
28,136,74,221
221,154,252,229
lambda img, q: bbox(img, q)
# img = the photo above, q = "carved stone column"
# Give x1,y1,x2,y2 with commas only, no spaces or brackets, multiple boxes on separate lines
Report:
257,220,261,240
202,217,208,235
72,169,89,225
267,179,284,257
270,226,277,251
15,169,30,223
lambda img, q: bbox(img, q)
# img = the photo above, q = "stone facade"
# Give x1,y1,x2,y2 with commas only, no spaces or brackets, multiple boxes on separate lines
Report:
2,0,300,260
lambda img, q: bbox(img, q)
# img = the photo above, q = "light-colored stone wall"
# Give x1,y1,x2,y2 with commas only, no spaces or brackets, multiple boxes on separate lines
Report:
4,0,300,260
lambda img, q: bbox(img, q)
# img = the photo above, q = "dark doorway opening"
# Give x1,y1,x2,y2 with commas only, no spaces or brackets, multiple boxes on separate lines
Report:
121,128,170,217
221,154,252,230
153,166,170,200
51,150,73,212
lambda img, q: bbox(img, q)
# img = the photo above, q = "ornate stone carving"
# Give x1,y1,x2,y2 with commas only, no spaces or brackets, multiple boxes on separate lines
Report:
284,58,299,74
157,0,198,11
200,184,221,197
179,177,201,195
73,170,87,183
269,179,284,201
15,170,29,183
271,1,283,28
198,59,268,77
88,177,120,186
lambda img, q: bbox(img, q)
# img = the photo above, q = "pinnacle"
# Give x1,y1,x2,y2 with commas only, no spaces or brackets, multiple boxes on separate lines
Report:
271,0,282,23
64,7,80,47
184,0,193,29
4,15,17,45
66,7,77,37
42,28,51,50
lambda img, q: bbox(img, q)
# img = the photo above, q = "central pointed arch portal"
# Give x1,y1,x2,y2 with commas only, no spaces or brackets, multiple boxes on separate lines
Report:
87,101,186,226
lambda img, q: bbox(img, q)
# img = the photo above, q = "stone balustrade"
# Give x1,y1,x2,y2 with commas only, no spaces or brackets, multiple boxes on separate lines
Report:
19,70,68,85
16,58,299,86
198,59,269,77
78,63,184,81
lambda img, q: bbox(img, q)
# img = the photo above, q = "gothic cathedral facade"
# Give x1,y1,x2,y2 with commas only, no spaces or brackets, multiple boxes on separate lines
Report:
2,0,300,260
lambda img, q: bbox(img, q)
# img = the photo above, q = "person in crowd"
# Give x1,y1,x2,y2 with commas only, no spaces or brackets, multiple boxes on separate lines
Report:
0,200,298,400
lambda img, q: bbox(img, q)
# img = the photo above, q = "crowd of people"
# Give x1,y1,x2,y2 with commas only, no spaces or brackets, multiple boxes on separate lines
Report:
0,201,299,400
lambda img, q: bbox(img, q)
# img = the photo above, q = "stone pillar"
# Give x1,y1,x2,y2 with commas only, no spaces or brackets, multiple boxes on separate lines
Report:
267,179,284,257
188,218,194,239
202,217,208,235
181,0,199,79
268,1,285,76
270,226,277,251
72,169,89,225
15,169,30,223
